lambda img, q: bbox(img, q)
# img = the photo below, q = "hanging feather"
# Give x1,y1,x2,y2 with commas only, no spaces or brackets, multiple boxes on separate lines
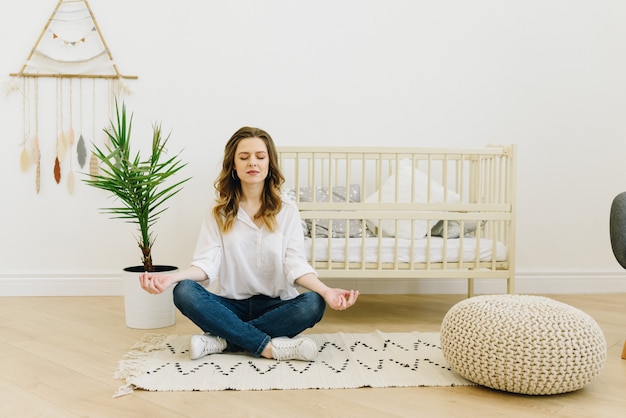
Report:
20,146,31,172
67,170,75,194
3,79,22,97
57,131,68,161
33,134,40,162
77,134,87,168
36,162,41,194
89,152,99,177
68,127,75,146
54,156,61,184
116,79,132,96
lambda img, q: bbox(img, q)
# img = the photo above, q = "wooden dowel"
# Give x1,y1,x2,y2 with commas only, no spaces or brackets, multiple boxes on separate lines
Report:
9,73,137,79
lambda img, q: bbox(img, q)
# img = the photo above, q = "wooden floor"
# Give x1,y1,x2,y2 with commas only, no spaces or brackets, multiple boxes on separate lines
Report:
0,294,624,418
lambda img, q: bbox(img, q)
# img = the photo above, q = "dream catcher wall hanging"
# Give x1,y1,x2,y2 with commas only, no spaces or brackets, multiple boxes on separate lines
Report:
9,0,137,194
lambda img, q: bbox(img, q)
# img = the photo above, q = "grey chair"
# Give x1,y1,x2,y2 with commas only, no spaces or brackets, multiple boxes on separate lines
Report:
608,192,626,359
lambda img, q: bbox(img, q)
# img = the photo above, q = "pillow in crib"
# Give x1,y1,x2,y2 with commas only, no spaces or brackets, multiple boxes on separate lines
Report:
299,185,368,238
366,160,461,239
431,220,485,238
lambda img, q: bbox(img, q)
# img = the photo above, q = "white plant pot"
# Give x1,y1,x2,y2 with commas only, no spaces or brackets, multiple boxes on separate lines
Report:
122,265,177,329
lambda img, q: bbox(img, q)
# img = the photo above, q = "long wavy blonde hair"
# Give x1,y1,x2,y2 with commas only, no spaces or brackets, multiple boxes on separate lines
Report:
213,126,285,233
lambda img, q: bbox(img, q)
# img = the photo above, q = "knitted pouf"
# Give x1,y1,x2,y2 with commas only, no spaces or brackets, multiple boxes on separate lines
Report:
440,295,607,395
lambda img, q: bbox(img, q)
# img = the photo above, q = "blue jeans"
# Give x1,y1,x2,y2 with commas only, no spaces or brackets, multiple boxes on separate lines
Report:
173,280,326,357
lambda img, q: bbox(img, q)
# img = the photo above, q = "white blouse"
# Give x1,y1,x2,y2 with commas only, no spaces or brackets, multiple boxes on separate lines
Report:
190,197,316,300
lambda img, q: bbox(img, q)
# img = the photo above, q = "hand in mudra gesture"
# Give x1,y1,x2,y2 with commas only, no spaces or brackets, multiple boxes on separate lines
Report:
138,272,174,295
323,288,359,310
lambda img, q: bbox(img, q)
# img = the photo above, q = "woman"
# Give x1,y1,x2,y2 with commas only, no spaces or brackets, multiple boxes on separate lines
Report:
139,126,359,362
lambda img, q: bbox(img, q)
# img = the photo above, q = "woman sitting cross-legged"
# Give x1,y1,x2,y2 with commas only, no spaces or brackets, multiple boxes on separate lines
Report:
139,126,359,361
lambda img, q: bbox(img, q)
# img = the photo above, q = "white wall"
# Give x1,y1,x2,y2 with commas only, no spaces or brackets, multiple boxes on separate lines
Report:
2,0,626,295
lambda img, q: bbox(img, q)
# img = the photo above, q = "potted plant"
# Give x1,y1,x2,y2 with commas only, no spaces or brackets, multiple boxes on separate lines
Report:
84,100,190,329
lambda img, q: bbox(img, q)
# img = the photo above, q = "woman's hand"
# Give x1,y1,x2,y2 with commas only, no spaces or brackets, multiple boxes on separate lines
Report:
294,273,359,311
139,272,174,295
138,266,208,294
322,288,359,311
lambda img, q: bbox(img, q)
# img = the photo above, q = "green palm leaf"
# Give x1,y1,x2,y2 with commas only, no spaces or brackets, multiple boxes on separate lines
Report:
83,101,191,271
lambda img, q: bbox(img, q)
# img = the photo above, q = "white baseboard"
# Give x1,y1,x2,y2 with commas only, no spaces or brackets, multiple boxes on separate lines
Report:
1,270,625,296
0,274,123,296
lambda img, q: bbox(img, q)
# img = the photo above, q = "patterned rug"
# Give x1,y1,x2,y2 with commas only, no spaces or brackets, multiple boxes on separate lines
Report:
113,330,472,397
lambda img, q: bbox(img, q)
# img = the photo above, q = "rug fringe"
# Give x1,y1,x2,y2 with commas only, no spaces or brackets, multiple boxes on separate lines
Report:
113,383,135,398
113,333,168,398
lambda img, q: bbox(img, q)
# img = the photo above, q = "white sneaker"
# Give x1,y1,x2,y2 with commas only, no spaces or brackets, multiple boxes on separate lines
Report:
189,334,227,360
270,336,318,361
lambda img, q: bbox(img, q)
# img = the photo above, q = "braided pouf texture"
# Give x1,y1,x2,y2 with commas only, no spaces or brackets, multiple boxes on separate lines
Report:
440,295,607,395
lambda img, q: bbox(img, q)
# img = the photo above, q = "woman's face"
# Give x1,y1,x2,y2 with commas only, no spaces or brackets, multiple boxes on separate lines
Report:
233,137,270,186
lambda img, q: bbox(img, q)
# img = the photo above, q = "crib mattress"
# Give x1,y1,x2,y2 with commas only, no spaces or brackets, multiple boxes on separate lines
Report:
303,236,507,264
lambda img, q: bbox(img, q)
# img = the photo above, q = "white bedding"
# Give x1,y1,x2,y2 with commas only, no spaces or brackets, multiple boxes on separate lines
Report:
303,236,507,264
